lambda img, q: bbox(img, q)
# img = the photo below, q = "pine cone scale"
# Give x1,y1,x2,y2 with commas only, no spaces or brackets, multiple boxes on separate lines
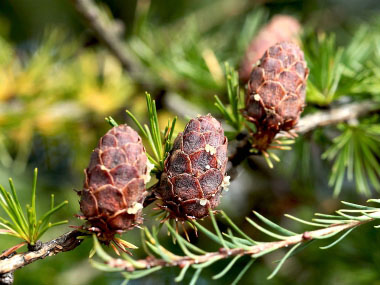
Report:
257,81,286,108
167,150,192,175
172,174,203,200
198,169,223,196
94,185,124,213
101,148,126,169
80,189,98,217
110,165,139,188
87,166,113,188
183,132,206,154
101,134,118,147
189,150,218,175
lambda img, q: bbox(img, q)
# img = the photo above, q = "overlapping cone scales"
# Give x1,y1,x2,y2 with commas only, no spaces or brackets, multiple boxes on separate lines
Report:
244,42,309,150
239,15,301,83
156,114,228,220
80,125,148,237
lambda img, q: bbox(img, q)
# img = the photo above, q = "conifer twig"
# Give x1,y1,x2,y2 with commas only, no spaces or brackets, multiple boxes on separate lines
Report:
0,205,379,279
92,210,380,273
71,0,140,75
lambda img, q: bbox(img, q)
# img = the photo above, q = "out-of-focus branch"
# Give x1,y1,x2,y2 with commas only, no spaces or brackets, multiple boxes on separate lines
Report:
71,0,140,76
0,231,83,276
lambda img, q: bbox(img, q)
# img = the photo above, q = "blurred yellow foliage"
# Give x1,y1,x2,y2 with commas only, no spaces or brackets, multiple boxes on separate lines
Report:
0,30,136,168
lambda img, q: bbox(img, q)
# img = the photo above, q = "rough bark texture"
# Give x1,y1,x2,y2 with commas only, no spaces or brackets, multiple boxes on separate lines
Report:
244,41,309,151
0,231,83,276
156,115,229,220
79,124,149,241
239,15,301,83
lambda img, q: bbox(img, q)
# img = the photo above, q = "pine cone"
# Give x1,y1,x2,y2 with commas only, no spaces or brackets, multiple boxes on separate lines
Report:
244,42,309,151
239,15,301,83
79,125,150,241
155,114,229,220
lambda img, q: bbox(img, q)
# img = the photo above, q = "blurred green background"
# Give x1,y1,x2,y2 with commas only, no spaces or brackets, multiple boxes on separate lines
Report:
1,0,380,284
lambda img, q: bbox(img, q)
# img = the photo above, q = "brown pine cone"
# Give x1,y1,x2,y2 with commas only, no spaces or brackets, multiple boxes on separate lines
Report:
79,124,151,241
155,114,229,220
243,41,309,151
239,15,301,83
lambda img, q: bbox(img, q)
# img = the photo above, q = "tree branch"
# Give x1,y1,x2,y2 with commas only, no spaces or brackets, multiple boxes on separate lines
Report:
98,211,380,272
296,100,379,134
71,0,141,77
0,231,83,275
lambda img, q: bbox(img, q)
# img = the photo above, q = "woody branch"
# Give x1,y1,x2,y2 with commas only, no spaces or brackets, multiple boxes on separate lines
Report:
0,231,83,280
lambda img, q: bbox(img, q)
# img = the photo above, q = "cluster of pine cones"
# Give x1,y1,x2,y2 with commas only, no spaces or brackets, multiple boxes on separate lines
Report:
78,14,308,243
79,115,229,242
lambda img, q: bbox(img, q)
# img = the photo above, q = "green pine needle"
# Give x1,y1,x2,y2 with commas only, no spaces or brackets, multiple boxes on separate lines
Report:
105,116,119,127
267,243,302,279
0,168,67,245
174,264,190,282
126,92,177,172
214,62,244,134
319,227,356,249
323,123,380,196
212,255,241,279
303,32,344,105
231,259,255,285
253,211,298,236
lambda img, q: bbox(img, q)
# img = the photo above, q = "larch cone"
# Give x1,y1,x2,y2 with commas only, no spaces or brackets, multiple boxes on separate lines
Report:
79,124,151,242
156,114,229,220
244,42,309,151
